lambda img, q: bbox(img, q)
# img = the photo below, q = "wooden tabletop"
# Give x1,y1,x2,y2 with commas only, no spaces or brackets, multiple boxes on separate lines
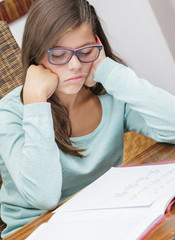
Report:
4,142,175,240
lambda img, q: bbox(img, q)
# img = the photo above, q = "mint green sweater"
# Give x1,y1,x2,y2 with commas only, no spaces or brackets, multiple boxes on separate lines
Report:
1,58,175,238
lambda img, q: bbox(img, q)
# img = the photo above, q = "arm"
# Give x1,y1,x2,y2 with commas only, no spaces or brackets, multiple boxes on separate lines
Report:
94,57,175,143
0,99,62,210
0,64,62,210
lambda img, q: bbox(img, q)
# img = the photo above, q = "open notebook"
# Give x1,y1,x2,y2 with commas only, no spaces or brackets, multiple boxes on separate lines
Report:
27,160,175,240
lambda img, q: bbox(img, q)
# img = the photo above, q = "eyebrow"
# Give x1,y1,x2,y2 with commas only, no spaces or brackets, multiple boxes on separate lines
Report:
53,41,97,49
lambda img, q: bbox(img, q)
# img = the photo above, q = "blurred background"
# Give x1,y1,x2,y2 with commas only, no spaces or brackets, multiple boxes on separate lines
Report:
1,0,175,94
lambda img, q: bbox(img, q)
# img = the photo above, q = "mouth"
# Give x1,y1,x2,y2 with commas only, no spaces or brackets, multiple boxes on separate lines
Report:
65,75,85,83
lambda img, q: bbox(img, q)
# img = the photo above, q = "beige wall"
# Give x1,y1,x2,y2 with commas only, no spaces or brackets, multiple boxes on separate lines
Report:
89,0,175,94
149,0,175,61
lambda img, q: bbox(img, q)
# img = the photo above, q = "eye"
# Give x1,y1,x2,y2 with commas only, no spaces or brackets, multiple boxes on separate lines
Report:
79,48,93,56
51,52,66,59
49,49,71,63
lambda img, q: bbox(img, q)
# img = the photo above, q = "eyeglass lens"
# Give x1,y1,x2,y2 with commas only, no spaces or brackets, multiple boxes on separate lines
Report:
49,46,100,65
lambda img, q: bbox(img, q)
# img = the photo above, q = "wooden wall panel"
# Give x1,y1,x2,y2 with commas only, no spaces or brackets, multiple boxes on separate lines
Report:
0,0,35,23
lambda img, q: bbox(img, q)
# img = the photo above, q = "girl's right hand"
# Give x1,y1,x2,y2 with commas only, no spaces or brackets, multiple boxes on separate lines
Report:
23,65,58,105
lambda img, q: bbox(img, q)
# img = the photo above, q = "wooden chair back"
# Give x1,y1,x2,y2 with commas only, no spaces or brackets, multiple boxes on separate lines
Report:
0,20,23,239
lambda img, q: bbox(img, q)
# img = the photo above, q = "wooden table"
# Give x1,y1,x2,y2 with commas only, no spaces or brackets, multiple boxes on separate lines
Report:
4,142,175,240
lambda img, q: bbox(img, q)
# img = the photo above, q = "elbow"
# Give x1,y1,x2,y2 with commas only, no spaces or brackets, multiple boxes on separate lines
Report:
35,190,62,210
22,187,62,210
19,176,62,210
152,131,175,144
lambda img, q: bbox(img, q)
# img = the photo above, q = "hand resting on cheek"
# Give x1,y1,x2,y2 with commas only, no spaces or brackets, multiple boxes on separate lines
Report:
23,65,59,105
85,47,106,87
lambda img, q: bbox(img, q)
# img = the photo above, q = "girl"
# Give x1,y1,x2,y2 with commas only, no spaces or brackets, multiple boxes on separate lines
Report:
0,0,175,238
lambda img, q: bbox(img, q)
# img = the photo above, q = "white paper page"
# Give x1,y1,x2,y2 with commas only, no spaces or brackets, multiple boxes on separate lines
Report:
128,192,175,240
26,223,48,240
27,189,175,240
27,207,153,240
27,163,175,240
27,200,168,240
57,163,175,211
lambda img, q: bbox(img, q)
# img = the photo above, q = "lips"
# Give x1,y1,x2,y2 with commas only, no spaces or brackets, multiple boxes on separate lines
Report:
65,76,85,83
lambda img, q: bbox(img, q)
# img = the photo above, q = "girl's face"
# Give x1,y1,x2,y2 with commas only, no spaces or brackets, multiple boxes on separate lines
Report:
39,23,97,96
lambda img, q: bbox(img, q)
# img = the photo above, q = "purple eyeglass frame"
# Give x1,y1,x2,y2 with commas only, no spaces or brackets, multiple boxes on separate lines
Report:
47,36,103,65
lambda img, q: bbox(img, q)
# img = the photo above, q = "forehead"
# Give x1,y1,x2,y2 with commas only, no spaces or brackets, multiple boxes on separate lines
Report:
55,23,96,49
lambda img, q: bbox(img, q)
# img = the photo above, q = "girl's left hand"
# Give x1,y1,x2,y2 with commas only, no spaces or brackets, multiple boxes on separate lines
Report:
85,47,106,87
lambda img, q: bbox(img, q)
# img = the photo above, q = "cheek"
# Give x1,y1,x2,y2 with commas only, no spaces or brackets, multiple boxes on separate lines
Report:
84,62,93,73
39,54,48,67
39,55,60,74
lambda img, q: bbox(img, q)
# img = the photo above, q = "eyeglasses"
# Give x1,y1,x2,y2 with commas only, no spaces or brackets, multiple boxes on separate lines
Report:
47,44,102,65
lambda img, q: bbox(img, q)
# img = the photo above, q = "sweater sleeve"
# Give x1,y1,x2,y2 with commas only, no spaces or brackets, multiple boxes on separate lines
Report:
94,57,175,143
0,100,62,210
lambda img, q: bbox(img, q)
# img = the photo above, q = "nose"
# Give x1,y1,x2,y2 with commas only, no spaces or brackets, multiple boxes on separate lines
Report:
67,54,82,71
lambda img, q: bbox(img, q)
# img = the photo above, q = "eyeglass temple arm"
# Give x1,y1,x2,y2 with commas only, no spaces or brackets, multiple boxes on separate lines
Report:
96,35,103,46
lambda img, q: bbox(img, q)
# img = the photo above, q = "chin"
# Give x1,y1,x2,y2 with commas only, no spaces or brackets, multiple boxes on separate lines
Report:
67,84,84,94
66,89,82,95
62,86,83,95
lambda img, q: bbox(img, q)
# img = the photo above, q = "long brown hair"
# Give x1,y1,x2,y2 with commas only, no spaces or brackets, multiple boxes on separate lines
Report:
21,0,126,157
